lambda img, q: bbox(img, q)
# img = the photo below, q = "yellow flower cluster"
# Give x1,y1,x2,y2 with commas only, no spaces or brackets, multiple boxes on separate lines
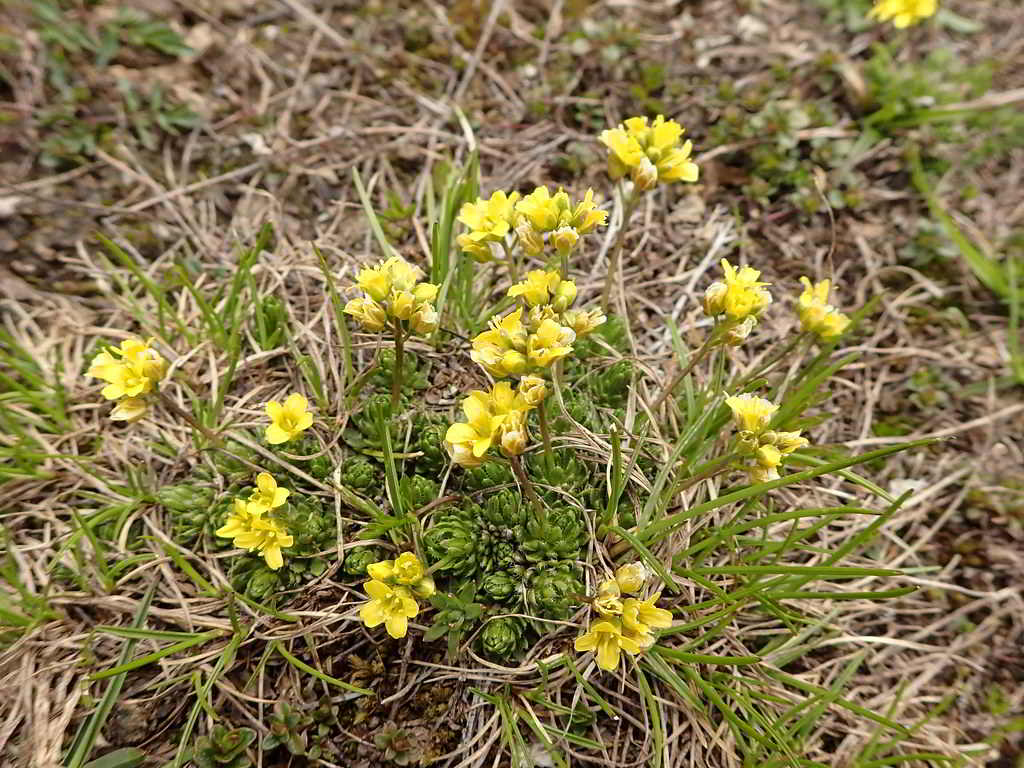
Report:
575,562,672,671
599,115,699,190
797,277,850,340
869,0,936,27
514,187,608,258
456,186,607,263
444,380,540,467
725,394,809,483
344,256,439,335
470,270,606,381
456,190,520,263
86,338,168,422
215,472,294,570
703,259,773,322
264,393,314,444
359,553,435,638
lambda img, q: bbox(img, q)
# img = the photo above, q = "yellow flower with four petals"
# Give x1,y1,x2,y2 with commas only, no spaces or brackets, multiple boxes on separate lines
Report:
265,393,314,444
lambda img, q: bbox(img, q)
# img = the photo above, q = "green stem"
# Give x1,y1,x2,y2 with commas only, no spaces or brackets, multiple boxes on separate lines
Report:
600,185,641,314
651,330,719,413
157,391,221,447
391,321,405,412
537,402,555,470
502,239,519,284
510,455,545,522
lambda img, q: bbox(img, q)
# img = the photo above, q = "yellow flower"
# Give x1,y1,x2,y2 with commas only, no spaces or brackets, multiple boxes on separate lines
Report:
551,226,579,257
456,190,520,262
704,259,772,320
517,376,547,407
508,270,562,307
444,390,506,467
561,308,607,338
215,498,262,540
516,186,562,232
771,430,809,454
570,189,608,234
470,309,529,378
382,256,422,293
797,277,850,339
868,0,936,27
622,594,672,635
343,296,388,331
615,562,648,595
265,393,314,445
109,396,149,422
527,319,575,369
87,338,167,401
574,620,643,671
599,115,698,186
367,554,435,598
248,472,290,514
515,220,545,256
235,515,293,570
356,264,391,302
393,552,426,585
725,393,778,434
594,579,624,616
360,580,419,638
498,408,529,457
409,303,439,334
723,315,757,347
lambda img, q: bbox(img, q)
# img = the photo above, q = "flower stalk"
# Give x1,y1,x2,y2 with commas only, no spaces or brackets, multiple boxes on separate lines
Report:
391,319,405,412
600,186,641,314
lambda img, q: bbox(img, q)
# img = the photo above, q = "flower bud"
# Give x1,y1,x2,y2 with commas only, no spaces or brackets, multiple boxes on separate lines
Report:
110,396,148,422
552,279,578,312
391,291,416,320
344,297,388,331
500,350,528,376
516,221,545,256
409,303,439,334
615,562,648,594
723,315,756,347
633,156,659,191
551,226,579,257
446,440,484,468
594,579,623,616
703,282,727,316
517,376,547,407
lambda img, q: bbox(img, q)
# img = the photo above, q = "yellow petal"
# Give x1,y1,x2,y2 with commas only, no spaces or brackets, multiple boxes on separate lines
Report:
360,600,385,628
384,612,409,639
266,400,283,421
284,393,307,417
367,561,395,581
574,632,598,652
265,424,291,444
263,544,283,570
364,579,393,600
272,488,290,507
596,637,621,671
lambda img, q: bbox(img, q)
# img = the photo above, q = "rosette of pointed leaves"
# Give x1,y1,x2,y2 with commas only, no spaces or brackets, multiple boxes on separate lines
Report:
479,616,528,660
528,564,583,620
342,545,385,577
522,507,586,564
423,508,479,577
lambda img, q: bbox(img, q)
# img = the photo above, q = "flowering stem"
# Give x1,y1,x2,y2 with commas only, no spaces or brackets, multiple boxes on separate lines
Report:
537,402,555,471
501,238,520,285
391,321,405,412
156,391,221,447
650,332,718,413
600,186,641,314
510,455,545,521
